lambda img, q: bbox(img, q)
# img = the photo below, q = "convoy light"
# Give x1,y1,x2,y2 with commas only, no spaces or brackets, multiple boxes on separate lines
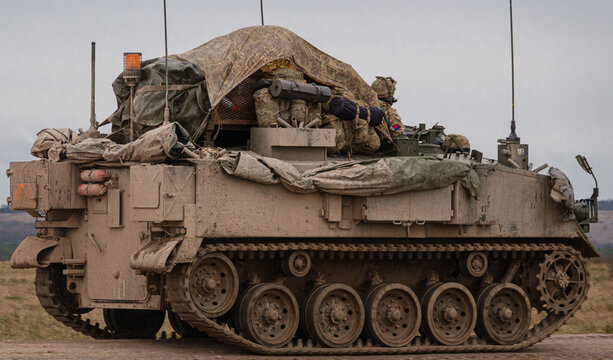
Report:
123,52,142,81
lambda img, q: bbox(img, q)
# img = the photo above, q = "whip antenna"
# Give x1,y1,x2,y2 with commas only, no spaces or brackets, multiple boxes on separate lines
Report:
89,42,96,131
260,0,264,25
507,0,519,142
163,0,170,125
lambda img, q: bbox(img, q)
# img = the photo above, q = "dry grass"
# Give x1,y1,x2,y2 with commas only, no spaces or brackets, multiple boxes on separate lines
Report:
0,262,172,340
1,260,612,340
556,260,613,334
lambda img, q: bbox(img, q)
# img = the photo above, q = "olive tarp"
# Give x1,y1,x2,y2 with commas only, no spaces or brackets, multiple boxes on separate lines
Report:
104,58,208,137
219,152,480,198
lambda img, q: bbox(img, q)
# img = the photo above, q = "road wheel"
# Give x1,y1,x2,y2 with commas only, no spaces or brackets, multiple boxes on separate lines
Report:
304,283,364,348
421,282,477,346
477,283,531,345
239,283,299,347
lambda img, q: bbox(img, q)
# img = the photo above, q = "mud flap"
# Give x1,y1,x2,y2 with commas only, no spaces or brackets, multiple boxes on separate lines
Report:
129,238,181,273
10,236,59,269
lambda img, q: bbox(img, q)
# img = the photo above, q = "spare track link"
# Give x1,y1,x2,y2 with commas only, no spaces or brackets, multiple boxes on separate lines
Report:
35,267,114,339
165,242,587,355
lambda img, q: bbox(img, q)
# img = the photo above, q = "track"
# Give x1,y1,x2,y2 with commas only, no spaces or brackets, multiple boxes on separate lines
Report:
2,335,613,360
164,242,587,355
35,265,114,339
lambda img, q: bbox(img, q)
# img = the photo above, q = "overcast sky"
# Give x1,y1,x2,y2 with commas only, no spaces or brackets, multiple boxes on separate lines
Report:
0,0,611,202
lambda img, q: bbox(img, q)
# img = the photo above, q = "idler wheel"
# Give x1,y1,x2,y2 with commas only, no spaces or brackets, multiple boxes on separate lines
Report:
364,283,421,347
167,310,206,338
304,283,364,348
103,309,165,339
188,253,239,318
476,283,531,345
421,282,477,346
535,251,588,314
239,283,300,347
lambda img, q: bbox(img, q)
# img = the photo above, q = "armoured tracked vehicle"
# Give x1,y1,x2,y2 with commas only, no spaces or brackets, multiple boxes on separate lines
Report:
7,26,600,355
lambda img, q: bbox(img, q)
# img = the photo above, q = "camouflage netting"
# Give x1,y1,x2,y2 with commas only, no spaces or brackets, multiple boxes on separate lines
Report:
219,151,480,198
177,25,379,109
102,26,390,144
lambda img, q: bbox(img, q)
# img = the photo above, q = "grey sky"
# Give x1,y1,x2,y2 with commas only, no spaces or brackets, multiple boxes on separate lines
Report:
0,0,611,202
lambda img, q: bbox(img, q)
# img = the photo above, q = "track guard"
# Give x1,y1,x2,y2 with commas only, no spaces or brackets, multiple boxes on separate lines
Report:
129,236,204,273
10,236,59,269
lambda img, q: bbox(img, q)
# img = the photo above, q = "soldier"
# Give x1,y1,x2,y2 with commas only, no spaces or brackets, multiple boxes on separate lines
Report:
371,76,405,137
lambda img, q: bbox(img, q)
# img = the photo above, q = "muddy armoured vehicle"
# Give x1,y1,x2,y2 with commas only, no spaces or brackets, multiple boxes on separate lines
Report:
7,26,600,355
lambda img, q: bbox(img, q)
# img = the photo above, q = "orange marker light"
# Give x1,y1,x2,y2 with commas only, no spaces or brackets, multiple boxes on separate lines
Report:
123,52,141,71
123,52,142,82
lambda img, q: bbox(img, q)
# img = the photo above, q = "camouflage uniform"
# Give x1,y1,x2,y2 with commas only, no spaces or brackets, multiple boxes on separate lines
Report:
371,76,405,137
442,134,470,152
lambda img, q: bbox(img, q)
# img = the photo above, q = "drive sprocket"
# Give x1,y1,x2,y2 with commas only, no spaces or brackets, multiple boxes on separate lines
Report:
535,251,588,315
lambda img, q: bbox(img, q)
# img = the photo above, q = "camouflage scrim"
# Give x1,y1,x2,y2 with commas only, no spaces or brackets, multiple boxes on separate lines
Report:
175,26,379,109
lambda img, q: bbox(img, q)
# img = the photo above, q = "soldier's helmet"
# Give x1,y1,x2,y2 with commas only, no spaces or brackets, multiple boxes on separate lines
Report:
371,76,397,104
442,134,471,153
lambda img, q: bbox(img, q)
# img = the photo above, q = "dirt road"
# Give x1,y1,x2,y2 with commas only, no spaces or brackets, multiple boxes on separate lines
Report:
1,334,612,360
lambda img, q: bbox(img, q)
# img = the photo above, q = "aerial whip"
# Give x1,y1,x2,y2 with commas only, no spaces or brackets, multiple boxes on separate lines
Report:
89,42,97,132
163,0,170,125
260,0,264,25
507,0,519,142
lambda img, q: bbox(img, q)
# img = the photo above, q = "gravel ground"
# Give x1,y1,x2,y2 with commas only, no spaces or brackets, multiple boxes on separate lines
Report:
0,334,612,360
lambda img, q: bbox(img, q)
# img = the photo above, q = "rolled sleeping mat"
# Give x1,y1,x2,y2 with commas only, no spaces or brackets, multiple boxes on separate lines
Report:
268,79,332,103
328,96,384,127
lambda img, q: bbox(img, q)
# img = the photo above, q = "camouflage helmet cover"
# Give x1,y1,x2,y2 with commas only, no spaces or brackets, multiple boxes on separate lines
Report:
371,76,397,101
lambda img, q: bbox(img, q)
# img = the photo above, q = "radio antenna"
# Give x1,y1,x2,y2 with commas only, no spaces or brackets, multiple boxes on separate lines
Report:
260,0,265,25
163,0,170,125
507,0,519,142
89,42,97,131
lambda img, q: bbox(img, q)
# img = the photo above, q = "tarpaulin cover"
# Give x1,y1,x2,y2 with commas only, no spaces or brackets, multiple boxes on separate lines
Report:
30,123,192,164
219,152,480,198
104,58,208,136
103,122,193,163
177,25,379,109
30,128,73,158
103,26,390,142
549,167,576,221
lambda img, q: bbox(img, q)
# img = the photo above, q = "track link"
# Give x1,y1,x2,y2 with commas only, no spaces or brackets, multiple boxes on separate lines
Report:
35,266,114,339
165,242,588,355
